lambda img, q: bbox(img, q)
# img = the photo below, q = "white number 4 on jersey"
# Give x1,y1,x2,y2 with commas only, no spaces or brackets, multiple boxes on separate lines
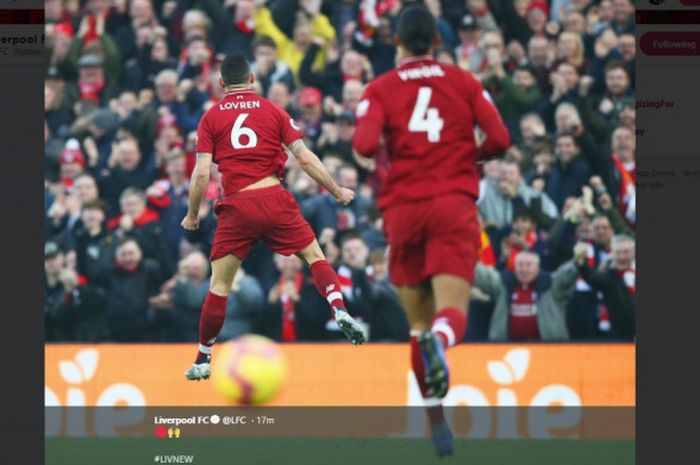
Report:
408,87,444,143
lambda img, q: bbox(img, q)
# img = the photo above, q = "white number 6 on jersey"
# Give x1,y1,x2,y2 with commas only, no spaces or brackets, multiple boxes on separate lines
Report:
408,87,444,143
230,113,258,149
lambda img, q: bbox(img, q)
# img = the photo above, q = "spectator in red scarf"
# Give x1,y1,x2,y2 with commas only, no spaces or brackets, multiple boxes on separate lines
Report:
261,254,327,341
611,126,635,180
499,210,550,271
609,126,635,225
574,235,635,340
108,188,175,277
178,35,213,83
92,238,167,341
98,138,156,214
350,8,396,77
67,54,118,109
209,0,257,60
44,238,109,342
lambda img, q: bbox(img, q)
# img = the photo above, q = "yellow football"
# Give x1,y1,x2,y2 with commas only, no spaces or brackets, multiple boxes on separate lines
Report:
211,334,288,405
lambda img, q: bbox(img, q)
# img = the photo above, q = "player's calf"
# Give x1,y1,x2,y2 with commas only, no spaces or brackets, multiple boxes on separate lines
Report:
185,291,228,381
431,306,467,350
307,258,365,345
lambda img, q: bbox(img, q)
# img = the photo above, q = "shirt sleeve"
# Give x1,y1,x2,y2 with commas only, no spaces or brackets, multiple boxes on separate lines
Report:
195,111,215,156
276,105,304,146
352,84,385,158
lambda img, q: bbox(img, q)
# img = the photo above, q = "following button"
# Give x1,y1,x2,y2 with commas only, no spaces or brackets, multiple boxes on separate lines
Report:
640,32,700,55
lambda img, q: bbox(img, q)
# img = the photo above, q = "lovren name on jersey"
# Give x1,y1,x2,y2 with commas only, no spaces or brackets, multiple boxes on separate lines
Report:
218,100,262,111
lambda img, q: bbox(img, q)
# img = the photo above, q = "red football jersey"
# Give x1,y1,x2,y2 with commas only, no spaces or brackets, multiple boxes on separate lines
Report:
352,56,510,210
196,89,303,196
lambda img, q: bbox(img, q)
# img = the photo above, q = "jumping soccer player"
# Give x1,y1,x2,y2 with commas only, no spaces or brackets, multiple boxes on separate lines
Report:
182,53,365,381
352,5,510,456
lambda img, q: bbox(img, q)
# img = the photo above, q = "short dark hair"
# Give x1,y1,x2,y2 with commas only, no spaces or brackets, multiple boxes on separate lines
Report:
514,63,535,76
513,209,534,223
81,199,107,213
397,5,437,55
340,231,364,247
555,132,578,144
221,53,251,87
604,60,629,76
252,35,277,51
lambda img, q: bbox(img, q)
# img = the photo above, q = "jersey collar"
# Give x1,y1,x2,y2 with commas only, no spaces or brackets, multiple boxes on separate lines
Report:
397,55,435,68
223,88,256,98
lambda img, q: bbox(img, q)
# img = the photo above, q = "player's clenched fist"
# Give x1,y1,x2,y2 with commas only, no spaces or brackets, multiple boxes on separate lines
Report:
181,215,200,231
334,187,355,206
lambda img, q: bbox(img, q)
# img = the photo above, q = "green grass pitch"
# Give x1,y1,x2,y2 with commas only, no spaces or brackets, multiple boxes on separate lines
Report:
46,437,633,465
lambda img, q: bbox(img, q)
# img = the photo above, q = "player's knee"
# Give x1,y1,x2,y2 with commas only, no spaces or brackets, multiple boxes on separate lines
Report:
209,274,233,296
297,241,325,265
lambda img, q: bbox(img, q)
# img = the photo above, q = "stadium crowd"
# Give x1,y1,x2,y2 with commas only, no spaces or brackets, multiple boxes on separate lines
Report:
44,0,636,343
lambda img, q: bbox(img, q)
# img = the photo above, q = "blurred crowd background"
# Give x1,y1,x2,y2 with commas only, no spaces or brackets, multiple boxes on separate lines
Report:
44,0,636,344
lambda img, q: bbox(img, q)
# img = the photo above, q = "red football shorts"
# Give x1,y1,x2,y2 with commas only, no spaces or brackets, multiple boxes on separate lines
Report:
210,184,316,261
382,193,480,286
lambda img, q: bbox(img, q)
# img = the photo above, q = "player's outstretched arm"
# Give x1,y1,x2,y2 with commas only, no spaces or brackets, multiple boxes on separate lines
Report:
287,139,355,205
181,152,212,231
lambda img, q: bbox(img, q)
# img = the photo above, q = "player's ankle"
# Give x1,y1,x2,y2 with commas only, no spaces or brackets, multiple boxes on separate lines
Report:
196,344,212,364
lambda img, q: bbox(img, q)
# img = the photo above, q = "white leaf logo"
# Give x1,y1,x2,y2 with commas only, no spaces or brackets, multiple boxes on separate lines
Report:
59,349,99,385
59,361,83,384
487,361,514,385
504,349,530,382
488,348,532,385
75,349,99,381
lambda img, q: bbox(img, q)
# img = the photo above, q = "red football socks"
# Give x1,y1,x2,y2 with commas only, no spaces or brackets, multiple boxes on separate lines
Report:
431,307,467,350
310,260,346,310
197,291,228,361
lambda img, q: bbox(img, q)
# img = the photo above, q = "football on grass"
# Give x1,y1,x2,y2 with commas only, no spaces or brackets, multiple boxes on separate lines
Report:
211,334,288,404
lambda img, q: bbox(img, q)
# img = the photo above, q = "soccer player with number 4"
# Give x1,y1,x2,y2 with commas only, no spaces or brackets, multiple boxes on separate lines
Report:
182,54,365,382
352,5,511,457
